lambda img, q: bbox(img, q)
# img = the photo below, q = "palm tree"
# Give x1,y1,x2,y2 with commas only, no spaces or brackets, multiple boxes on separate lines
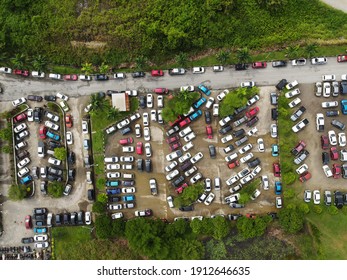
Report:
81,62,93,75
11,53,26,69
175,52,188,68
99,62,109,74
135,55,147,70
305,43,318,58
90,93,104,111
107,107,120,120
216,50,230,65
32,55,48,72
236,48,251,63
285,45,300,59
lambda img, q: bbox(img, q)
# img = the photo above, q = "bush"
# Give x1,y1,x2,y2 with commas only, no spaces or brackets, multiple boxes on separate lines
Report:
47,182,64,198
97,193,108,204
298,203,310,214
8,184,27,201
283,188,295,199
282,172,296,185
328,206,339,215
92,201,107,214
54,147,67,161
312,205,323,214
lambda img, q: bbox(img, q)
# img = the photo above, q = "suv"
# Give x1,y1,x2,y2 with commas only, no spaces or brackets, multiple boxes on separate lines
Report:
291,140,306,156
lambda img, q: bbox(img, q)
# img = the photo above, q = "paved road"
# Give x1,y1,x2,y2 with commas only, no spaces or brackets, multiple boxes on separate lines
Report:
0,57,347,102
321,0,347,13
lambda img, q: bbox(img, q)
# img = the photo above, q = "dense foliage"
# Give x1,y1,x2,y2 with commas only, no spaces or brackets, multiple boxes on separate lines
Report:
1,0,346,68
47,181,64,198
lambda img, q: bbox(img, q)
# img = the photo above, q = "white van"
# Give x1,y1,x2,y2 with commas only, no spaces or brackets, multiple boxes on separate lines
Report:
86,171,92,184
123,173,134,179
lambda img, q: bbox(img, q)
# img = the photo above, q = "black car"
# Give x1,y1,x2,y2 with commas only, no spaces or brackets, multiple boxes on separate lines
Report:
68,151,75,164
44,95,56,101
121,127,132,135
21,237,34,244
108,196,121,203
33,208,47,215
55,213,62,226
326,110,339,117
77,211,84,225
179,205,194,211
68,169,75,181
33,107,43,122
334,191,343,209
208,145,216,158
331,119,346,130
180,160,193,172
95,74,109,81
88,189,95,201
234,105,248,115
342,164,347,179
227,214,243,221
219,125,232,135
34,214,46,221
233,129,245,138
204,111,211,124
70,212,77,225
246,116,259,127
139,95,146,109
276,79,287,90
16,150,29,160
48,140,61,149
235,136,248,147
28,95,43,102
84,155,92,168
270,92,278,105
272,60,287,68
172,176,185,188
341,81,347,95
145,159,152,172
97,91,106,98
47,174,62,182
63,213,70,225
235,63,248,71
132,71,145,78
122,180,135,186
137,159,143,171
247,158,261,168
35,220,46,227
271,108,278,120
322,152,329,165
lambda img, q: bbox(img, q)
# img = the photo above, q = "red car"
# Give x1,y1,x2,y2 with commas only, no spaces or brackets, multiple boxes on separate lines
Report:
337,55,347,63
333,164,341,179
330,147,339,160
245,107,260,119
169,142,182,151
65,114,73,128
154,88,168,94
169,116,183,127
136,142,143,155
166,135,179,144
273,162,281,177
206,125,213,139
119,137,134,145
25,215,32,229
175,183,188,194
227,160,240,169
13,69,29,76
252,62,267,69
299,172,312,182
151,70,164,77
39,125,47,139
321,135,329,150
179,117,191,128
292,140,306,155
63,74,78,81
14,113,27,123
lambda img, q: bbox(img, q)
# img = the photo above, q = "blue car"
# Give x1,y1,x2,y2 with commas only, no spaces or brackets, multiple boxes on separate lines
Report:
34,227,47,234
341,100,347,115
106,188,121,195
275,181,282,195
189,110,202,121
271,144,279,157
20,175,32,185
198,84,211,96
106,180,120,187
193,97,207,109
122,195,135,202
46,131,60,141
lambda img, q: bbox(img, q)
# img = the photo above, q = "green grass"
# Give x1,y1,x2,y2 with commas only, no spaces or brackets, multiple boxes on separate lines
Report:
50,65,82,75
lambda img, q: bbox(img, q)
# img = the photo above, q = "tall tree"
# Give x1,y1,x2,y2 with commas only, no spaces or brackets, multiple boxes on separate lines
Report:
305,43,318,58
135,55,148,70
11,53,26,69
216,50,230,65
236,47,251,63
90,93,104,111
81,62,93,75
8,184,27,201
107,107,120,120
32,55,48,71
285,45,300,59
99,62,109,74
175,52,189,68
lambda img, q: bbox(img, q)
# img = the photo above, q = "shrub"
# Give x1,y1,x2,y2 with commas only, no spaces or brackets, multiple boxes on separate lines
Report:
312,205,323,214
328,206,339,215
298,203,310,214
283,188,295,199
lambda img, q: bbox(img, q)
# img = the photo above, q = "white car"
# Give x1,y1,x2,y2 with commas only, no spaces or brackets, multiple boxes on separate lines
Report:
106,164,121,170
179,152,191,163
184,166,198,177
150,110,157,122
15,141,27,150
85,212,91,225
270,124,277,138
167,196,174,208
240,81,255,88
296,164,308,175
147,94,153,108
48,157,61,166
79,75,92,81
338,132,346,147
229,184,242,194
237,168,250,179
108,204,123,210
143,113,149,127
45,112,59,122
205,97,215,109
166,169,179,181
34,235,48,242
239,143,252,154
322,74,336,81
328,130,337,145
217,89,229,101
322,101,338,108
82,121,89,134
262,175,269,190
276,197,283,209
247,95,260,106
56,92,69,101
35,242,49,249
0,67,12,74
225,193,240,204
145,142,152,157
323,82,331,97
18,167,30,178
292,58,306,66
226,174,239,186
12,97,27,107
17,157,30,169
285,88,300,99
122,187,135,193
65,131,73,145
182,141,194,152
157,96,163,108
311,57,327,65
122,146,134,153
316,113,325,132
250,189,261,200
179,126,192,138
84,103,92,113
221,134,233,144
190,173,202,184
292,118,309,133
257,138,265,152
251,165,262,176
285,80,299,90
32,71,45,78
204,192,215,206
111,213,124,219
135,124,141,138
158,110,163,124
125,90,137,97
165,161,178,172
213,104,219,116
37,144,45,158
114,72,126,79
322,165,333,178
192,67,205,74
213,65,224,72
117,118,130,129
315,82,322,97
240,173,254,185
14,123,27,134
313,190,321,204
27,109,33,122
190,152,203,164
130,113,141,122
240,153,254,163
180,85,194,92
288,97,301,108
49,73,62,80
219,115,233,127
107,172,121,178
184,132,196,142
144,127,151,141
45,121,59,131
166,150,182,161
332,81,339,96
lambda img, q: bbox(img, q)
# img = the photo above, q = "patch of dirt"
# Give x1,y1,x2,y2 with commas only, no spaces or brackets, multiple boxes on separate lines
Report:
71,41,107,49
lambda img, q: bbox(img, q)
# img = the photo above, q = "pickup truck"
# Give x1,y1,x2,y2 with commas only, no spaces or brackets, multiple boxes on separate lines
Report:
168,68,186,75
316,113,325,132
149,179,158,196
291,140,306,156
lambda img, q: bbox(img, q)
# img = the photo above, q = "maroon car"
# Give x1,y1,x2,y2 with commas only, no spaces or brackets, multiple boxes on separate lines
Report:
166,135,179,144
169,142,182,151
333,164,341,179
273,163,281,177
321,135,329,150
299,172,312,182
14,113,27,123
